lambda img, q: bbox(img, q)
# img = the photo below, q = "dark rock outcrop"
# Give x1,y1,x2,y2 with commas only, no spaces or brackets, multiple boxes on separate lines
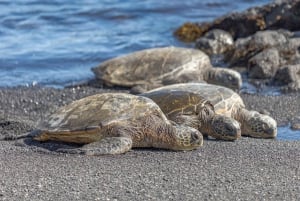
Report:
174,0,300,42
248,48,280,79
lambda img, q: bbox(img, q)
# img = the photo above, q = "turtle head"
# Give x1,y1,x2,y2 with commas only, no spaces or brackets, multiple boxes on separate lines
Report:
172,125,203,151
243,111,277,138
210,115,241,140
206,68,242,90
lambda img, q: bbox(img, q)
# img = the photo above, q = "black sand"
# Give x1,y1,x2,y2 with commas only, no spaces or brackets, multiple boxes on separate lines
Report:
1,86,300,200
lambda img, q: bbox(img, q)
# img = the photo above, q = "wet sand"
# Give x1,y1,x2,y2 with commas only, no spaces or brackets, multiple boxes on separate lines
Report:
1,86,300,200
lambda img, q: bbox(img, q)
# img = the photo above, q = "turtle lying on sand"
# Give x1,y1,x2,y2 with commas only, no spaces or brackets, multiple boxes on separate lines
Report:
13,93,203,155
92,46,242,93
146,83,277,138
141,90,241,141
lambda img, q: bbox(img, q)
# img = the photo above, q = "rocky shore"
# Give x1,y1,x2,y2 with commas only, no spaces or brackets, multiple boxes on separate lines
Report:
175,0,300,93
0,85,300,200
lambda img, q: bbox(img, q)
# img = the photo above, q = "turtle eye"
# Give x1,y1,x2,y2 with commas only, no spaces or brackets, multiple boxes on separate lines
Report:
191,132,200,141
225,125,233,132
261,123,267,130
228,75,233,81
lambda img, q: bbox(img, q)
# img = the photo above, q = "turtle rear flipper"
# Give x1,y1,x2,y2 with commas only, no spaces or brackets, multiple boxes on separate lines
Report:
56,137,133,155
33,126,102,144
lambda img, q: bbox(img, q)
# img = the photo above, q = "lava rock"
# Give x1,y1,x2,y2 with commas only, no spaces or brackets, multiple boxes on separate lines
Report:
195,29,234,55
291,123,300,130
229,30,290,66
174,0,300,42
248,48,280,79
274,65,300,85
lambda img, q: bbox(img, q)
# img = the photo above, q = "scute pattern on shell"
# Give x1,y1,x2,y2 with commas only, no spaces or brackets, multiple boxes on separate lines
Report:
92,46,211,87
39,93,169,133
141,90,212,117
149,83,244,117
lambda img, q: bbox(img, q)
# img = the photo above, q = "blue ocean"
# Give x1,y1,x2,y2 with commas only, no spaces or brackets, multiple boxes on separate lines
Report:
0,0,270,87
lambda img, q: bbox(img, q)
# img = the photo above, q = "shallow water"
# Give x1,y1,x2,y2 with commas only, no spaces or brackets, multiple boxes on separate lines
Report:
0,0,270,87
277,126,300,140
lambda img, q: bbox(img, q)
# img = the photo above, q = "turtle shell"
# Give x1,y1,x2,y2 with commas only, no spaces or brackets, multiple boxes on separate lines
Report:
148,83,245,117
141,90,213,118
38,93,169,133
92,46,211,87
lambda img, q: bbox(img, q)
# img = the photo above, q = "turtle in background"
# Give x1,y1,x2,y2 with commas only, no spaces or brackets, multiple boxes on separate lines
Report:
141,90,241,141
146,83,277,138
92,46,242,93
11,93,203,155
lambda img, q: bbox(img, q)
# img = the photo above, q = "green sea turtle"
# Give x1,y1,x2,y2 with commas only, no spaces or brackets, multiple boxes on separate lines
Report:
14,93,203,155
141,90,241,141
146,83,277,138
92,46,242,93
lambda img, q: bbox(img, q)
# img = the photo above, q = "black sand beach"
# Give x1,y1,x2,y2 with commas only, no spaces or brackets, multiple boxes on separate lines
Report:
0,86,300,200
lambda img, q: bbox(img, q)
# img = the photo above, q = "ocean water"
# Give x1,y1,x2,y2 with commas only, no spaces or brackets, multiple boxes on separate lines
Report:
0,0,270,87
277,126,300,140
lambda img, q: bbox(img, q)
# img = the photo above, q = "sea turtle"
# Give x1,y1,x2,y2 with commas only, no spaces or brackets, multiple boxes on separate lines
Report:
146,83,277,138
14,93,203,155
92,46,242,93
141,90,241,141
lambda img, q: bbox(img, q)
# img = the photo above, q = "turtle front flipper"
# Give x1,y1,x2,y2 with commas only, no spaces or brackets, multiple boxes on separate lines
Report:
130,85,148,94
204,68,242,90
57,137,133,155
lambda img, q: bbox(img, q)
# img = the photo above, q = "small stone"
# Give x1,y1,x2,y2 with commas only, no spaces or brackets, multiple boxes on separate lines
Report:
291,123,300,130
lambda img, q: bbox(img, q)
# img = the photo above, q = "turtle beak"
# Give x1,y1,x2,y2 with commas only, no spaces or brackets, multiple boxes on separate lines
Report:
231,72,242,91
265,128,277,138
232,77,242,91
237,79,242,90
191,131,203,147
